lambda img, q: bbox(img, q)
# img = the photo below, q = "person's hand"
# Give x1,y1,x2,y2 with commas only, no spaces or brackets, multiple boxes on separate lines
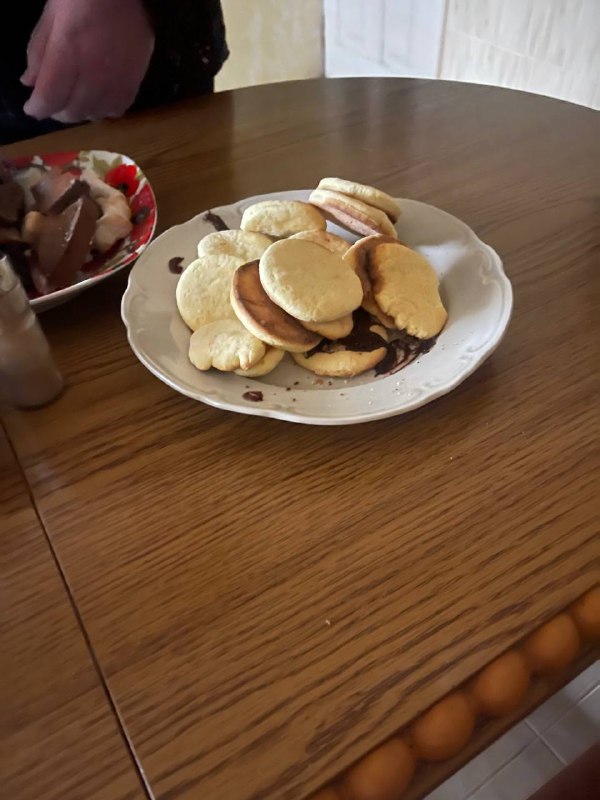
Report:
22,0,155,123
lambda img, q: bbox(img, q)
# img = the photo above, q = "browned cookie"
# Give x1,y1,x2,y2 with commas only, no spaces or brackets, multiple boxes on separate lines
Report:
369,243,447,339
231,260,322,353
344,235,407,327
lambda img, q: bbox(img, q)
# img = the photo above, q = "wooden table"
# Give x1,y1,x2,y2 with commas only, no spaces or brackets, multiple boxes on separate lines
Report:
0,429,145,800
1,79,598,800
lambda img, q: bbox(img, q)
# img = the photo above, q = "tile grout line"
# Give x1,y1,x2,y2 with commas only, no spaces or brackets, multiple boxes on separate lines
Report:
579,680,600,703
469,737,566,800
465,734,536,796
535,731,569,766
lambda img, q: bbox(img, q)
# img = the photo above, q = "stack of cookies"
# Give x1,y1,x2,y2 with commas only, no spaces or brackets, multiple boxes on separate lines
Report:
175,178,447,379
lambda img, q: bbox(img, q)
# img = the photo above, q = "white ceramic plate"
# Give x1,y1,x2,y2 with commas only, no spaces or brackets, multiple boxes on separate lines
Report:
121,190,512,425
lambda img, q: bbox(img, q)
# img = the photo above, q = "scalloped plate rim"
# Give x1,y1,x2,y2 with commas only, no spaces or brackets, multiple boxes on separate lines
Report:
122,190,513,425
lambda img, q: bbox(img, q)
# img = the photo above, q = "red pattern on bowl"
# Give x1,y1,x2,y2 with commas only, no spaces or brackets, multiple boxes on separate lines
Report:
4,149,157,311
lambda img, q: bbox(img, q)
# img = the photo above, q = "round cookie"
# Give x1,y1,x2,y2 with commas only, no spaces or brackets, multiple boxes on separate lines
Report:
293,316,389,378
293,348,387,378
302,315,354,339
309,188,398,238
176,254,243,331
369,243,447,339
234,347,286,377
289,229,351,256
240,200,325,239
189,318,266,372
197,229,272,261
317,177,401,222
344,234,406,328
259,239,363,323
362,295,396,329
231,260,322,353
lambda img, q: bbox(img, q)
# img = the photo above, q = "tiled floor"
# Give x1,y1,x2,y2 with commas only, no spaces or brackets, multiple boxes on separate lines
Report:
424,661,599,800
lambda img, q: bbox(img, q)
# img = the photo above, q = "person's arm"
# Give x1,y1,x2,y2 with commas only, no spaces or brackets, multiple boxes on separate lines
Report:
22,0,155,123
22,0,228,123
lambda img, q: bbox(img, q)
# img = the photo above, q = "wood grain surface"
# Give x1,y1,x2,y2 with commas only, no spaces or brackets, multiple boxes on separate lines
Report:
0,427,146,800
2,79,599,800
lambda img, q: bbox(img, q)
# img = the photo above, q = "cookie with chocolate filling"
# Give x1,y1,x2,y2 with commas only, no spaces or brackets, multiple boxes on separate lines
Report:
293,310,389,378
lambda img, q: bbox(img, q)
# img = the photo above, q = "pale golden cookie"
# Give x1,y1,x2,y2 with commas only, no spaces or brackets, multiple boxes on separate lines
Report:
240,200,325,238
362,295,397,329
289,229,351,256
259,239,363,323
234,347,286,377
293,316,389,378
344,234,406,328
292,347,387,378
197,229,272,261
176,254,243,331
317,177,401,222
189,319,266,372
302,315,354,339
369,243,447,339
309,188,398,238
231,260,322,353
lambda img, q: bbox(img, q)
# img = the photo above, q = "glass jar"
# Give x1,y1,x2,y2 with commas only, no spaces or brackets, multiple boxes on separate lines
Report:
0,255,64,408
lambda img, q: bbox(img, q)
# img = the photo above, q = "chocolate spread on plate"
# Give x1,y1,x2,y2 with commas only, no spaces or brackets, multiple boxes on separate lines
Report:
306,309,386,357
242,390,263,402
303,309,436,376
375,332,436,376
316,233,441,375
203,211,229,231
168,256,184,274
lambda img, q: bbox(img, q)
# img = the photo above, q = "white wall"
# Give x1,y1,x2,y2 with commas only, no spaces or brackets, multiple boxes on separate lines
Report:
324,0,447,78
216,0,324,92
441,0,600,109
216,1,599,110
324,0,599,109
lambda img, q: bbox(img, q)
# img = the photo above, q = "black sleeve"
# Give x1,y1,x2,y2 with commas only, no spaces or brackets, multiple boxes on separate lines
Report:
135,0,229,109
